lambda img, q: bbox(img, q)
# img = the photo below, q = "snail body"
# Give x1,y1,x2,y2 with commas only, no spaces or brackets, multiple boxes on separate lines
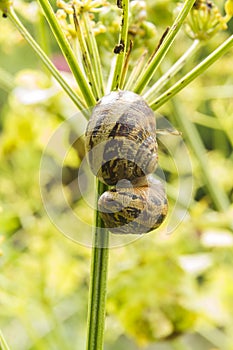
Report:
85,90,168,234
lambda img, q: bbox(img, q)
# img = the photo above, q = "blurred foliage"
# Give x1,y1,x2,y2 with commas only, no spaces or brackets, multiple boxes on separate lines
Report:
0,0,233,349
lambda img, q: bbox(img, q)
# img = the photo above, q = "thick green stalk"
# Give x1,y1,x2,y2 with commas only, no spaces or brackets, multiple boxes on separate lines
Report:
36,0,96,107
133,0,196,94
7,7,87,115
150,34,233,109
82,4,110,350
86,181,109,350
86,1,130,348
110,0,129,90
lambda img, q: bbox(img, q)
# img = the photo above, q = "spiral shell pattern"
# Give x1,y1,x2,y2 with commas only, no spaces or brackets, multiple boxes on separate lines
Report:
85,90,158,186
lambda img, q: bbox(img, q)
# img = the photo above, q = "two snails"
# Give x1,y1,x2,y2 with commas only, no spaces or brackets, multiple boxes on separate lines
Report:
85,90,168,234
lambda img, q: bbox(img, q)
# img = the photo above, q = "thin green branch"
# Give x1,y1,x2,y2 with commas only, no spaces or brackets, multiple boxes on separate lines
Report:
86,180,110,350
83,12,105,97
191,111,222,130
124,49,148,91
37,11,51,57
133,0,197,94
150,34,233,110
0,330,11,350
197,85,233,99
213,106,233,147
106,56,116,93
171,99,230,212
144,39,200,104
36,11,51,75
72,8,100,100
198,328,228,348
110,0,129,90
0,67,15,92
7,7,88,116
36,0,96,107
119,39,133,89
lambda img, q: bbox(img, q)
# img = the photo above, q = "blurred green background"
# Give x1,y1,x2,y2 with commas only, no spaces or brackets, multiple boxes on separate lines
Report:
0,0,233,349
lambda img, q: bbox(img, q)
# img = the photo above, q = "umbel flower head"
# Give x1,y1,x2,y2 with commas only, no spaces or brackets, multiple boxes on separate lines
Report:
184,0,229,40
56,0,108,40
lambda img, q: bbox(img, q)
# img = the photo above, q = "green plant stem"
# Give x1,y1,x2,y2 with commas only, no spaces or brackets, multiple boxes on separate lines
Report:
172,337,192,350
86,2,130,347
216,115,233,148
133,0,196,94
198,328,228,348
191,111,222,130
72,10,99,100
86,180,110,350
0,330,11,350
124,49,148,91
144,39,200,104
150,34,233,110
171,99,230,211
0,68,15,92
7,7,88,115
37,12,51,75
110,0,129,90
83,12,105,97
37,11,51,57
120,40,133,89
36,0,96,107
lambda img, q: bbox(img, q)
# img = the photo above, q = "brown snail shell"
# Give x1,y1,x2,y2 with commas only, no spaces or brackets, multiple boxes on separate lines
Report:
98,176,168,234
85,90,158,186
85,90,168,234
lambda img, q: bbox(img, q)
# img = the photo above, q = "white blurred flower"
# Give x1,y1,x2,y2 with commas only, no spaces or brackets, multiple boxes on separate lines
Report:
201,229,233,248
179,253,213,274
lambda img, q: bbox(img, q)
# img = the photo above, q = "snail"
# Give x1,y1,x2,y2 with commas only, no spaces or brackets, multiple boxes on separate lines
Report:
98,175,168,234
85,90,168,234
85,90,158,186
